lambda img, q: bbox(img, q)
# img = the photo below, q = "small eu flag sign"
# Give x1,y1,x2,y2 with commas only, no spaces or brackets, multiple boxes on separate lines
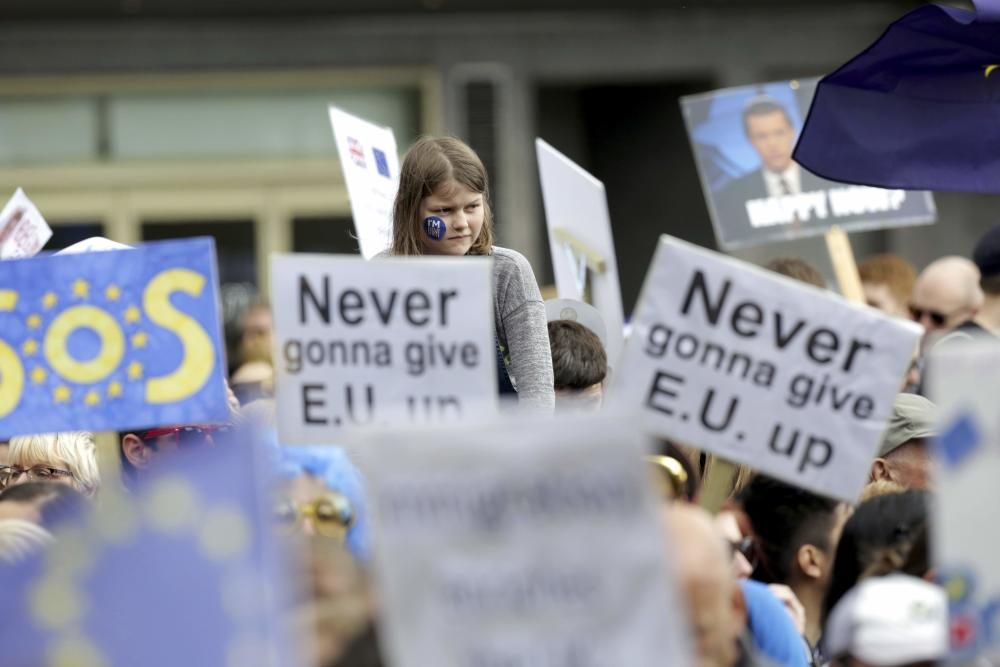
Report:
373,147,391,179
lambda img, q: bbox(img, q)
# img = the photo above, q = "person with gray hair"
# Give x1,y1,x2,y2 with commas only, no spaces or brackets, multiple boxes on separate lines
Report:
870,394,937,490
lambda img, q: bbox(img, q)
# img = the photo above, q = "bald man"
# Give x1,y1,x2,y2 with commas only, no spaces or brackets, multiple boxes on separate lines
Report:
665,505,750,667
909,257,983,339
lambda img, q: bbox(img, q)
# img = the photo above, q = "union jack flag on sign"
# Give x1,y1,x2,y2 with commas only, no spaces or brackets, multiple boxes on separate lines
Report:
348,137,366,168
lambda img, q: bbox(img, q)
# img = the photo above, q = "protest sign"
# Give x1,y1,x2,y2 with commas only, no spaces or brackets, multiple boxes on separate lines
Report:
680,79,936,250
360,412,693,667
537,139,625,363
928,341,1000,661
0,237,229,438
0,426,298,667
271,254,496,444
328,106,400,259
0,188,52,259
613,236,921,501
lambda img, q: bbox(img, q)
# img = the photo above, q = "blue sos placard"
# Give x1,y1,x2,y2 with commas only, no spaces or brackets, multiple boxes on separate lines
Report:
0,237,228,437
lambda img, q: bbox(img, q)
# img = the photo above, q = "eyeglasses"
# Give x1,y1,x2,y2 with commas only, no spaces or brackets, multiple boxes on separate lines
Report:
908,304,964,328
728,535,759,570
0,464,74,488
647,455,690,501
141,425,233,449
274,493,354,539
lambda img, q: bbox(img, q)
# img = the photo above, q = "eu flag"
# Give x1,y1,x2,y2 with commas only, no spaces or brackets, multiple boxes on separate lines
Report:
794,0,1000,193
0,237,229,438
0,427,299,667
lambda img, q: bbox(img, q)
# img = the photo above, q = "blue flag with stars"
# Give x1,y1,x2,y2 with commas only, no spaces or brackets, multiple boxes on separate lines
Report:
794,0,1000,193
0,426,300,667
0,237,229,438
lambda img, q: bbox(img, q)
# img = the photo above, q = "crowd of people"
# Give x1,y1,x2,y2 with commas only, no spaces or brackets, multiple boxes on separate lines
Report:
0,134,995,667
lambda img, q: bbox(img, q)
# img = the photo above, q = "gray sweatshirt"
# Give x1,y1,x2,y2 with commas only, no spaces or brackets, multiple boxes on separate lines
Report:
376,246,555,410
490,246,555,410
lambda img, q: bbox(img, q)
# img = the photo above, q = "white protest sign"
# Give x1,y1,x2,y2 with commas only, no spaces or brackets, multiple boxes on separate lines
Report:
360,412,694,667
271,254,497,443
328,106,400,259
537,139,625,364
613,236,921,501
928,341,1000,661
0,188,52,259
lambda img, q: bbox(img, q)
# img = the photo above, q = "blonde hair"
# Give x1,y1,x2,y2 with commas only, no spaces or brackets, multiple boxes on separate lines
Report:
0,519,53,564
391,136,494,257
9,432,100,498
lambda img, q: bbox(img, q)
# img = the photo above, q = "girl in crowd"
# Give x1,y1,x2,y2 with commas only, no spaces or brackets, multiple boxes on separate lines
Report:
386,137,554,410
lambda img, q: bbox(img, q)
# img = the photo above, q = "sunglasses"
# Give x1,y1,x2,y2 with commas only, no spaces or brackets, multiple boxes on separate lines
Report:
908,305,963,328
274,493,354,539
140,425,233,449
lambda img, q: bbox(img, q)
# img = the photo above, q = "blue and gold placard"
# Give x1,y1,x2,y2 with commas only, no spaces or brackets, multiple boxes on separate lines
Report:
0,237,228,437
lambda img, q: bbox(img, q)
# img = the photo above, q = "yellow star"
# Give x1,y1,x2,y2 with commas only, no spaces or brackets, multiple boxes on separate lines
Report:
53,385,70,403
21,339,37,356
72,279,90,299
131,331,148,349
105,284,122,301
30,367,46,384
124,306,141,324
26,314,41,329
42,292,57,310
84,390,100,407
108,381,123,399
127,361,143,380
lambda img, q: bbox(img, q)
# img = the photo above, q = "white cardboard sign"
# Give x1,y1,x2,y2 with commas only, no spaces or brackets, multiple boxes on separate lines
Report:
328,106,400,259
613,236,921,501
361,412,694,667
537,139,626,364
271,254,497,443
928,341,1000,661
0,188,52,259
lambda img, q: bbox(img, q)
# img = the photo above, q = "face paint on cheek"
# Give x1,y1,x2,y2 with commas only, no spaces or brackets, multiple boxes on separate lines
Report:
423,216,447,241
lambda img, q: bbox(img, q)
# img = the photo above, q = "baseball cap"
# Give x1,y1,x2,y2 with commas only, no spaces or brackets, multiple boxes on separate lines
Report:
824,574,947,666
973,224,1000,281
545,298,608,348
877,394,938,458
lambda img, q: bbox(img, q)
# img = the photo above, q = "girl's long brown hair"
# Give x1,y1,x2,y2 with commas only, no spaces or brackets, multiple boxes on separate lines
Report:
391,136,494,256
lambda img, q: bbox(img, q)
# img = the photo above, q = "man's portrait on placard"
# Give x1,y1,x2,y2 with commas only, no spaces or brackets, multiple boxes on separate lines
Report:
681,79,936,250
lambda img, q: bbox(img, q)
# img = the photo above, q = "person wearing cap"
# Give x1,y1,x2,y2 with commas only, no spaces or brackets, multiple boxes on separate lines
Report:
823,574,947,667
547,319,607,412
870,394,937,491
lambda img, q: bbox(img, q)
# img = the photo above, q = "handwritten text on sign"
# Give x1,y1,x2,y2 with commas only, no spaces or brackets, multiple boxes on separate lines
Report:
614,237,920,501
0,237,229,437
271,255,496,443
363,414,693,667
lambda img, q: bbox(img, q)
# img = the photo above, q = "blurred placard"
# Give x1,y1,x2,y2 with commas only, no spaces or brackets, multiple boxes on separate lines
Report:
0,188,52,259
362,412,693,667
680,79,936,249
613,236,920,501
0,237,229,438
328,106,400,259
537,139,625,363
929,341,1000,662
271,254,497,443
